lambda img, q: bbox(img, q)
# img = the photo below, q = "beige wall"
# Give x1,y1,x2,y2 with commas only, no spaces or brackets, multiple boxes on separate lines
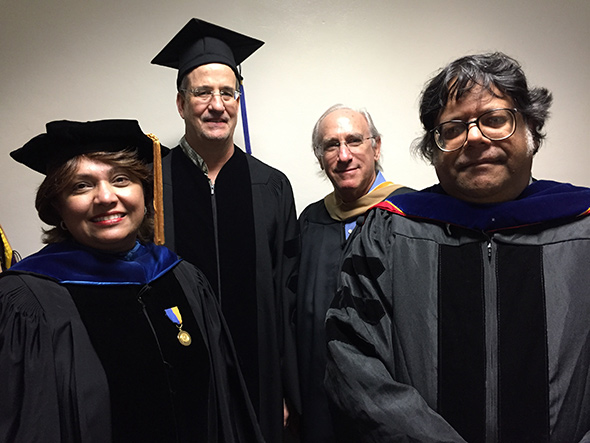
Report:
2,0,589,257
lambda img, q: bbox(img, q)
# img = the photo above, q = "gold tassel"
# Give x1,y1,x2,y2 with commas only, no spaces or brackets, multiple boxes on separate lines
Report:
146,133,165,245
0,223,15,271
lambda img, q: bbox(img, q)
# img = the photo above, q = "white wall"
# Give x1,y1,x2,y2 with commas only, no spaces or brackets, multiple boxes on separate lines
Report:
2,0,589,257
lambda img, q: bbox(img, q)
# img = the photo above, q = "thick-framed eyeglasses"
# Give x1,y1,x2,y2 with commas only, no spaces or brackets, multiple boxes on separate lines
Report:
431,108,519,152
321,136,375,155
181,88,241,103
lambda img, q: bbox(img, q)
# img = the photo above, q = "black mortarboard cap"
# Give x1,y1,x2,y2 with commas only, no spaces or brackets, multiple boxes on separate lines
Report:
151,18,264,87
10,120,159,175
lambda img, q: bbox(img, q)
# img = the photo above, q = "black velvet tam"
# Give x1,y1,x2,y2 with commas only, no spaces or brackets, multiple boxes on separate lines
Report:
10,119,157,175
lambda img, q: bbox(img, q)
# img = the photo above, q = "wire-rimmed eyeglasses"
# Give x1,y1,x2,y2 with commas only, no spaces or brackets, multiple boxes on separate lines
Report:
181,88,241,104
431,108,519,152
321,136,375,155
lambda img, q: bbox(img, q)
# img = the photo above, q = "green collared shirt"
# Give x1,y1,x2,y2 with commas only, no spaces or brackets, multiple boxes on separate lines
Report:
179,136,209,176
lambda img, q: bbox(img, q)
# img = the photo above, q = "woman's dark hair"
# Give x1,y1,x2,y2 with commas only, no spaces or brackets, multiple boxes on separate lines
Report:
413,52,553,163
35,149,154,244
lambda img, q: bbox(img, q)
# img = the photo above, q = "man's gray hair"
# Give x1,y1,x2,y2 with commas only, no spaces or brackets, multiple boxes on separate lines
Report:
312,104,382,171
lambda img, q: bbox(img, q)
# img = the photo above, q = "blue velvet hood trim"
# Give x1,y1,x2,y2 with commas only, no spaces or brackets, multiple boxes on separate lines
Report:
376,180,590,232
9,241,181,285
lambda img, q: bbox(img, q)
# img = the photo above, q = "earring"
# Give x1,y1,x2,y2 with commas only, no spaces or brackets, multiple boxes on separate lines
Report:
144,207,148,216
60,221,68,231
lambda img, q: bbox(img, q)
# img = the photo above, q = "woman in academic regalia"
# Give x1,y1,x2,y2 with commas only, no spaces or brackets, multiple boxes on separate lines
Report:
0,119,264,443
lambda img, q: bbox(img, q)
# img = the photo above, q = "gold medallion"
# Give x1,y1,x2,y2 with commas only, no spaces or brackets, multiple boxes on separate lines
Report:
177,329,192,346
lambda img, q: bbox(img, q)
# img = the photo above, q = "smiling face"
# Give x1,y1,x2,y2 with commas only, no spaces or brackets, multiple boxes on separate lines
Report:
176,63,239,148
57,157,145,252
433,86,534,204
319,109,381,203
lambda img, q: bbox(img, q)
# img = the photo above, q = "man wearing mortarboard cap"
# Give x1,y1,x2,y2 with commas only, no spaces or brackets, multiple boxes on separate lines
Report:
152,18,300,442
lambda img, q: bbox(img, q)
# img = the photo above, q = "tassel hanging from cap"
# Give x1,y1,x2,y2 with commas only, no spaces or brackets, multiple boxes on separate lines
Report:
239,80,252,155
0,223,19,271
146,133,165,245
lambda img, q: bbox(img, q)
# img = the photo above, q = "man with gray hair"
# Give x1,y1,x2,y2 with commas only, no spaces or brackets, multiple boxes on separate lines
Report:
325,53,590,441
297,104,412,442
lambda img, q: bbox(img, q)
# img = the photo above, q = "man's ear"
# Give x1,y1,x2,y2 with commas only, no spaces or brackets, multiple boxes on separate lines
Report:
527,122,540,155
176,92,186,119
373,136,382,161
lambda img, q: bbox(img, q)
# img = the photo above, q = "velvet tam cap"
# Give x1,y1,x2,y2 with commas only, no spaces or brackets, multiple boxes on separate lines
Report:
10,119,160,175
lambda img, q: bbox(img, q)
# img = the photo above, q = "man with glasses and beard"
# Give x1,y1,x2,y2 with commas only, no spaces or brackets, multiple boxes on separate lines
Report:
325,53,590,442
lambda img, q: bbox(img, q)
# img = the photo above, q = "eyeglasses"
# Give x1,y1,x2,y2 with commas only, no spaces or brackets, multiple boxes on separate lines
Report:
431,108,518,152
181,88,241,103
321,136,375,155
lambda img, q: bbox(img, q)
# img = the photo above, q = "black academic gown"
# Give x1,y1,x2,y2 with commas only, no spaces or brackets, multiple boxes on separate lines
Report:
0,241,263,443
297,187,413,443
163,145,300,442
